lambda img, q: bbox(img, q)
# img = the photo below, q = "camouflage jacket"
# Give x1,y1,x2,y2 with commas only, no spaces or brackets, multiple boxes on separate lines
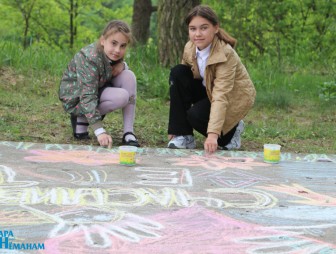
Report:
59,42,122,131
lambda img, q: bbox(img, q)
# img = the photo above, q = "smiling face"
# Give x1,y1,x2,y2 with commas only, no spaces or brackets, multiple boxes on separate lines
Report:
188,16,219,50
100,31,129,61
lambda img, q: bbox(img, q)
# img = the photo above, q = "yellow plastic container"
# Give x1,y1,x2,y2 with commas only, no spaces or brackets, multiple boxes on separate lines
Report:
264,144,281,163
119,146,137,166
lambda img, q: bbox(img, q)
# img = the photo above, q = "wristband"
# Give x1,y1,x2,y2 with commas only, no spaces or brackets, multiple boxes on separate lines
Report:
94,128,106,137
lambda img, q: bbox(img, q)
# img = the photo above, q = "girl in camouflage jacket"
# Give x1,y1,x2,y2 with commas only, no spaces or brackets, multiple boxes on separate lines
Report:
59,20,139,148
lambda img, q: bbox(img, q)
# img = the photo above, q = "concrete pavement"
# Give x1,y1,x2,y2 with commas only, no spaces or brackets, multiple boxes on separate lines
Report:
0,141,335,253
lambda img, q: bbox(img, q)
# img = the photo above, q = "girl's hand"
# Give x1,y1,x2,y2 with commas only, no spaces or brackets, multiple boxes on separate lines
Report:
97,133,113,149
204,133,218,154
112,62,125,77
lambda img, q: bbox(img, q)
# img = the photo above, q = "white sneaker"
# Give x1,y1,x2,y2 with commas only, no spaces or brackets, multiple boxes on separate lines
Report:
168,135,196,149
224,120,245,150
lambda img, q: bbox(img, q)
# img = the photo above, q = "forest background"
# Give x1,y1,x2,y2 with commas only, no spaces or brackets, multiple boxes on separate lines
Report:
0,0,335,154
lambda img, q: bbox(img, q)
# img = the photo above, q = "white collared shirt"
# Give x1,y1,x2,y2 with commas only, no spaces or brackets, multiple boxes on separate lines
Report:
196,44,211,87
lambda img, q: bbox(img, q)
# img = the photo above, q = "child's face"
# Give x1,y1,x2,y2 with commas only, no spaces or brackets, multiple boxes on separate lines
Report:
188,16,218,50
100,32,129,61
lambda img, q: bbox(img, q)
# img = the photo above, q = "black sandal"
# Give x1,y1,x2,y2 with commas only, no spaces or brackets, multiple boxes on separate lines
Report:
70,114,90,140
122,132,140,147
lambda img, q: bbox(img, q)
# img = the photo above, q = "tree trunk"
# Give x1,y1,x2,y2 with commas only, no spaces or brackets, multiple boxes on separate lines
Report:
157,0,200,67
132,0,155,44
23,17,29,49
69,0,78,49
14,0,36,49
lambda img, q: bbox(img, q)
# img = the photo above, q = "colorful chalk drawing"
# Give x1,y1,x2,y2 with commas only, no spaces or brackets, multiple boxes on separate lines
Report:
0,141,335,253
24,150,120,165
0,165,38,188
0,185,277,209
42,207,336,254
134,167,193,187
258,183,336,206
168,155,268,170
1,141,335,162
194,170,270,188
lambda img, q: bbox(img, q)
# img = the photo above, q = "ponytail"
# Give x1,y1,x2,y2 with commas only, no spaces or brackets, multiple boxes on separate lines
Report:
217,28,237,48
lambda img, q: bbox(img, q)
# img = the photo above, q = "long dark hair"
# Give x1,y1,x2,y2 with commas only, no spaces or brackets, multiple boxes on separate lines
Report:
185,5,237,48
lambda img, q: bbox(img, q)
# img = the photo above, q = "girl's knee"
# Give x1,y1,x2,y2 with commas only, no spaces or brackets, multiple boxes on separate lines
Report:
170,64,192,78
120,89,131,106
121,89,137,107
122,70,136,83
112,70,137,90
169,65,193,86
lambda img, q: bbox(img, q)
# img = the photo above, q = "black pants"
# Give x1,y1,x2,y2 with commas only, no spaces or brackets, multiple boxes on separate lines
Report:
168,64,237,147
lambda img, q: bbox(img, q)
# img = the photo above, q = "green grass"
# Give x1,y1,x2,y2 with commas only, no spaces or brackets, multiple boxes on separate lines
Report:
0,42,335,154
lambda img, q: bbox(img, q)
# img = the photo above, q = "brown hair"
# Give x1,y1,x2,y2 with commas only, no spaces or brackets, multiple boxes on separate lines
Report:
185,5,237,48
96,20,133,51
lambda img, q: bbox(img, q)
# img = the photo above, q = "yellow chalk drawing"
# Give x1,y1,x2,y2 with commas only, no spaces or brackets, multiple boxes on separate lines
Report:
0,186,277,210
258,183,336,206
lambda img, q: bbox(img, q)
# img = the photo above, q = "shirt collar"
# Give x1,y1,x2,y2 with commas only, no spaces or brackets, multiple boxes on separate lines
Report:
196,44,212,59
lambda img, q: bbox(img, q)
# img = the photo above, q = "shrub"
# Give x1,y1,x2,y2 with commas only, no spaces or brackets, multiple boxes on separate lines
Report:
319,81,336,102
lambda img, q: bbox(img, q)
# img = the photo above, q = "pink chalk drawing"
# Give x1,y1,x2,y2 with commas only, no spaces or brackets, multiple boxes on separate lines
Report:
42,207,336,254
24,150,120,166
168,155,267,170
258,184,336,206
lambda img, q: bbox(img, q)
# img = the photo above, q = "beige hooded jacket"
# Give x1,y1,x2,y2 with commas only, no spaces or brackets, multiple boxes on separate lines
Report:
182,35,256,135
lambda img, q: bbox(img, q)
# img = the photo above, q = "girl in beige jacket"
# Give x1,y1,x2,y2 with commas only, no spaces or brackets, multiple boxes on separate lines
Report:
168,5,256,154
